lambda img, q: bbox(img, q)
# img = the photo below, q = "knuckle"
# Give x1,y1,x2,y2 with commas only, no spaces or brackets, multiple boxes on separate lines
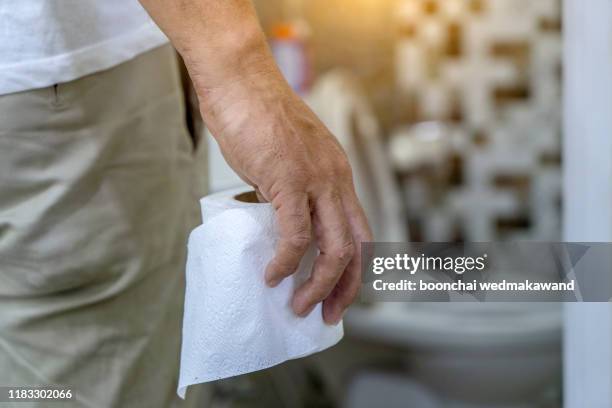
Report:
332,241,355,264
334,157,353,180
288,234,311,252
287,163,313,186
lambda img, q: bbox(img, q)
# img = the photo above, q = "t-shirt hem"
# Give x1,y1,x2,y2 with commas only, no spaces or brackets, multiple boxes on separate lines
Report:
0,22,170,96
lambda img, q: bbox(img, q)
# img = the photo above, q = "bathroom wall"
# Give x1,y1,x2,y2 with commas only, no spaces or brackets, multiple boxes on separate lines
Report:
563,0,612,406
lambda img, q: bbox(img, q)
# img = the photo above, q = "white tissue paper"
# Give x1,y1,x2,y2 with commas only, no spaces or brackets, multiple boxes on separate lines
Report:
178,187,344,398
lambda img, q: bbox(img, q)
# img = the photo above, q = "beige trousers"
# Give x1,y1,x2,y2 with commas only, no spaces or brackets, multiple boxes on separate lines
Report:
0,45,205,407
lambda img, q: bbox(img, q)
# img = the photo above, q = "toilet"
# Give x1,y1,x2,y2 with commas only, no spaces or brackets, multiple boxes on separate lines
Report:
345,302,562,407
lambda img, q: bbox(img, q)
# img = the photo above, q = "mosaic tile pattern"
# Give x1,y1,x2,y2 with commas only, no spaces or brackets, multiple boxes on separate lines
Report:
393,0,562,241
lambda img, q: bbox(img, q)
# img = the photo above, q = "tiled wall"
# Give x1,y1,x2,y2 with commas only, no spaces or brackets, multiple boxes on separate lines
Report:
393,0,563,241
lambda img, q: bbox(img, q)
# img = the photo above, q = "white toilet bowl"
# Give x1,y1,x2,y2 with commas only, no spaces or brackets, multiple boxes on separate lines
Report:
345,303,562,407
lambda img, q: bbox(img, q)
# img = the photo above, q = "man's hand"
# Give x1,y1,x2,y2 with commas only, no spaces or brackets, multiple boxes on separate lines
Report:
139,0,372,324
202,70,372,324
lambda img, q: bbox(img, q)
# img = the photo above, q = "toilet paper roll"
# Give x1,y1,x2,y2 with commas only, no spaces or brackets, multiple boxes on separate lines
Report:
178,188,344,398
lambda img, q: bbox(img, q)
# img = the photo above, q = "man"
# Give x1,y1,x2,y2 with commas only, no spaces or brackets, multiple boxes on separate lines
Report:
0,0,371,407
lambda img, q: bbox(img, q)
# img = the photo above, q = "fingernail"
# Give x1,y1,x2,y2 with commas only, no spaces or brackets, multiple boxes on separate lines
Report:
269,279,281,288
266,276,281,287
300,304,316,317
333,313,344,325
294,300,315,317
331,308,346,326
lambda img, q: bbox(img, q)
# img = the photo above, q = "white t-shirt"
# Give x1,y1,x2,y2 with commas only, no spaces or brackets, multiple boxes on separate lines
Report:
0,0,169,95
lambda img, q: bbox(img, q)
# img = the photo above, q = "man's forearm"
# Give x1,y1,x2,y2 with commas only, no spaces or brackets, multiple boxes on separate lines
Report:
138,0,282,110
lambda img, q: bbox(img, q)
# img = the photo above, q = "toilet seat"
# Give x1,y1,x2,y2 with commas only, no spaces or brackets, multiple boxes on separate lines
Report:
401,303,561,348
345,302,562,350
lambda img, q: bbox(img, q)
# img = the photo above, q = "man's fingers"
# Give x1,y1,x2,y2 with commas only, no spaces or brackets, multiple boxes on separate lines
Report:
323,191,373,324
265,192,312,287
322,261,361,325
292,192,354,317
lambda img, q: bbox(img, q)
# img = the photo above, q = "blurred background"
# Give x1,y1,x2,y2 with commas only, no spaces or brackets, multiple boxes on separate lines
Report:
199,0,610,407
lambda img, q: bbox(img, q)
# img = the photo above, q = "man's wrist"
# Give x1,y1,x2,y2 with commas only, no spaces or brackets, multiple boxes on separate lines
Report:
178,20,278,97
185,34,292,139
197,66,292,145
